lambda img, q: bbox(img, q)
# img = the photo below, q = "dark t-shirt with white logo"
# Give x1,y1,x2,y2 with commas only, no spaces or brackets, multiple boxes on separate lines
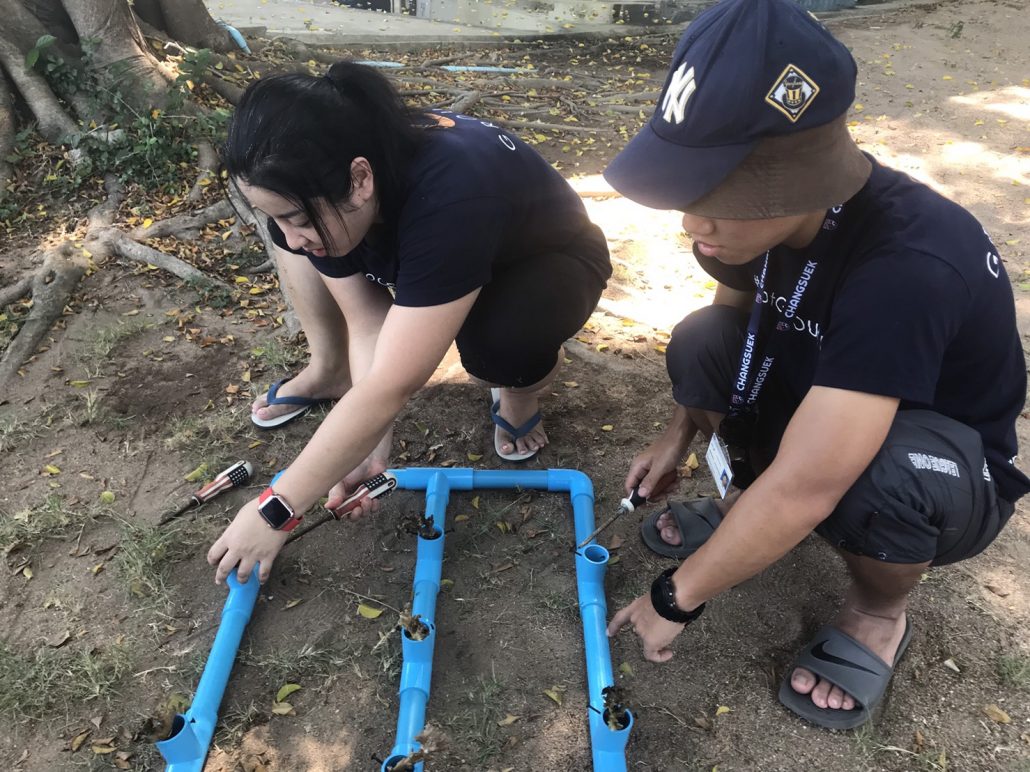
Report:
267,111,610,307
697,155,1030,503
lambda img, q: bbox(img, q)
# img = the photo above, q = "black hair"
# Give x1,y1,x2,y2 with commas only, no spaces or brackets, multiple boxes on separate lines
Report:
223,61,428,252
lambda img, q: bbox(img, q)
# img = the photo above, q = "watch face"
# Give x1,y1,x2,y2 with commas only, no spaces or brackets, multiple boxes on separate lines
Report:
259,495,293,529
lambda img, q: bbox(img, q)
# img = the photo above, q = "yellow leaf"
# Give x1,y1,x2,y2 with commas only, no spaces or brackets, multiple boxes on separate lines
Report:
715,705,731,716
472,496,480,509
91,563,104,575
248,440,264,449
357,603,384,619
563,381,578,388
440,578,454,588
142,218,153,229
69,380,91,387
454,514,470,523
91,743,116,754
543,687,564,705
853,103,864,112
183,463,208,482
601,424,613,432
162,336,174,342
495,520,510,534
71,730,91,752
654,344,667,354
249,287,265,295
276,683,302,702
22,566,33,580
619,662,633,676
467,452,483,461
43,464,61,475
597,343,609,352
497,713,520,726
270,701,294,715
99,491,116,504
942,75,953,80
983,704,1011,724
284,599,303,609
235,276,250,284
685,452,699,471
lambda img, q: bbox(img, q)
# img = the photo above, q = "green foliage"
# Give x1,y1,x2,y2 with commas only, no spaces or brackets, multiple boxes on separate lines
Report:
19,39,231,196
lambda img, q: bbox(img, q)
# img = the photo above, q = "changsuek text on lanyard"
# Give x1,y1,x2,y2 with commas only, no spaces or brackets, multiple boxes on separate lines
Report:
726,204,845,427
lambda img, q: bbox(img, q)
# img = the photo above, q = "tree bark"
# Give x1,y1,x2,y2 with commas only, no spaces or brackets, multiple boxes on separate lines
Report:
154,0,234,53
0,26,79,142
58,0,172,107
0,69,13,185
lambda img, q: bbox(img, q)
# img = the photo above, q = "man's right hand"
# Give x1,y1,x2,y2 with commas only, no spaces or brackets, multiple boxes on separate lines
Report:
625,430,688,500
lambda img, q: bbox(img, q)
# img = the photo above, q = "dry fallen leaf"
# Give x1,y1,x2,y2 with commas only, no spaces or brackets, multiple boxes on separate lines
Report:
983,704,1011,724
715,705,731,716
543,687,564,706
284,599,303,609
70,729,91,752
497,713,520,726
270,701,294,715
942,658,961,673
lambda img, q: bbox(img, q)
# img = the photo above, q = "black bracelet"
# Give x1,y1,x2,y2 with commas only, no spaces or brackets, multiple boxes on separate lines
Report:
650,568,705,625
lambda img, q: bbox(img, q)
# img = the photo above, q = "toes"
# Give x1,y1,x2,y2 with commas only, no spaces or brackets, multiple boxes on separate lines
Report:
810,678,832,709
841,692,856,711
826,684,845,710
790,667,816,695
659,524,682,546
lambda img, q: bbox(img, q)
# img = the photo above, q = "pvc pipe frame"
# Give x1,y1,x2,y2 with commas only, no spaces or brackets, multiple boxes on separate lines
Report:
156,567,261,772
156,468,631,772
381,468,633,772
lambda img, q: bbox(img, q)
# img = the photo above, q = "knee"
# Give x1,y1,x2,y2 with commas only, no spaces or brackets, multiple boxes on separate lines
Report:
666,304,746,383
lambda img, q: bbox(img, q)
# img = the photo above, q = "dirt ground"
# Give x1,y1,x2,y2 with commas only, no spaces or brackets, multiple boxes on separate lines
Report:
1,0,1029,770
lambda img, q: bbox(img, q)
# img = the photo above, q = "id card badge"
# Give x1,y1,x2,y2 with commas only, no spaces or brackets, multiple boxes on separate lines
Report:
706,434,734,498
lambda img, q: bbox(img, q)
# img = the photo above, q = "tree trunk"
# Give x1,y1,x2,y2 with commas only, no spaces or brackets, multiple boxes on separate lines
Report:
0,70,12,185
154,0,234,53
0,26,79,142
58,0,172,105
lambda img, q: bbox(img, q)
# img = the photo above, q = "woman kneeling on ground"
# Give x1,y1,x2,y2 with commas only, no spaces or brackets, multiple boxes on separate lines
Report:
208,62,611,583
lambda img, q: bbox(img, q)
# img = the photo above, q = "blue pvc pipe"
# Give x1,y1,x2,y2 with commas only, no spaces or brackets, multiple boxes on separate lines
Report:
157,567,261,771
382,468,631,771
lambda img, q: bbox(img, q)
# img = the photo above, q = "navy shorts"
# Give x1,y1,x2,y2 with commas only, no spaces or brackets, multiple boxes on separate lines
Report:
666,304,1014,566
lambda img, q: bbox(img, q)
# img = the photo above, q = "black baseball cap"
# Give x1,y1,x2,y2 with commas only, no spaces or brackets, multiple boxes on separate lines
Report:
604,0,872,218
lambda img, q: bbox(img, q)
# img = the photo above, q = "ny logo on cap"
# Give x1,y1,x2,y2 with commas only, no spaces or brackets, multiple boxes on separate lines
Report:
765,64,819,122
661,62,696,125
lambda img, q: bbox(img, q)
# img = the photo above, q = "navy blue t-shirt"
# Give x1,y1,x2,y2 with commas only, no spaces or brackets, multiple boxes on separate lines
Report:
698,156,1030,503
268,111,609,306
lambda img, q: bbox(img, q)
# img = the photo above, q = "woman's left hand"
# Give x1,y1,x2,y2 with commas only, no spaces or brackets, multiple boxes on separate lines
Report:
207,498,291,584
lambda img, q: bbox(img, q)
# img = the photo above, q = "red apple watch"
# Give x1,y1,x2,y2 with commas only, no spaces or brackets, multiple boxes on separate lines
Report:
258,487,303,532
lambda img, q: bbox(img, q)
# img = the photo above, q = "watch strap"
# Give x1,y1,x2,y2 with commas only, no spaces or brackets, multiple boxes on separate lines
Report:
258,487,303,532
650,567,705,625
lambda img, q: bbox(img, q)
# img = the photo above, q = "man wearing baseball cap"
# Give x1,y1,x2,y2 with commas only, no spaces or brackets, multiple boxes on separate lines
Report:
605,0,1028,729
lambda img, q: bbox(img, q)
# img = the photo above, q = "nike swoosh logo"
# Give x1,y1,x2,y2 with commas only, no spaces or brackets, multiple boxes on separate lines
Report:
810,641,879,675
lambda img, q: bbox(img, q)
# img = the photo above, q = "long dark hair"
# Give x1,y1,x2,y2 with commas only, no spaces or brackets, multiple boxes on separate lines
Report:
223,61,428,251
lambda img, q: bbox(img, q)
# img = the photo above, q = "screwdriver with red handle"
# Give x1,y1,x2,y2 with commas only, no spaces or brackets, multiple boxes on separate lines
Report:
159,460,254,525
285,472,398,545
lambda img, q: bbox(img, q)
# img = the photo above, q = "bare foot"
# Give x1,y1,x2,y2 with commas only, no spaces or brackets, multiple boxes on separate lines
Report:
252,363,350,423
789,606,908,711
652,493,737,546
494,388,548,456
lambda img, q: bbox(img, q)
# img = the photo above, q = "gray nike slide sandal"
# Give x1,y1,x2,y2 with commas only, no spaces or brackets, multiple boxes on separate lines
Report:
778,620,914,730
639,498,723,559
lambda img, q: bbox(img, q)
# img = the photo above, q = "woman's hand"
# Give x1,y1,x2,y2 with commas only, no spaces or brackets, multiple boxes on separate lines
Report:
207,499,290,584
325,453,389,521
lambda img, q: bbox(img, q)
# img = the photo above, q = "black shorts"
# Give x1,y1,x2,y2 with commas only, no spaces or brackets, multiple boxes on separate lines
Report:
666,304,1014,566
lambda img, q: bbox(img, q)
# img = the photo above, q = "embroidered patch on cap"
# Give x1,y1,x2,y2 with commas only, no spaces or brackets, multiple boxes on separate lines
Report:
765,64,820,122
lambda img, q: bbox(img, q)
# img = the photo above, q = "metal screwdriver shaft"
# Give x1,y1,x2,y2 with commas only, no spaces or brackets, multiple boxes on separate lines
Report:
159,461,254,525
285,472,398,545
575,470,678,550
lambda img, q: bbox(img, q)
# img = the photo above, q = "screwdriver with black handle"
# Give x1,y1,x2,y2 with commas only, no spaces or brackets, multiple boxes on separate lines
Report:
576,469,678,550
159,460,254,525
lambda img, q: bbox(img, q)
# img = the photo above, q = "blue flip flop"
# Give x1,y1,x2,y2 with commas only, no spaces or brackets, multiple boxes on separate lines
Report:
251,377,335,429
490,387,541,462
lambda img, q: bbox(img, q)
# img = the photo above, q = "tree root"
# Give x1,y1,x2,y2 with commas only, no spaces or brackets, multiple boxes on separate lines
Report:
0,275,32,309
108,232,225,288
449,90,481,113
188,142,220,203
0,246,86,391
130,199,232,240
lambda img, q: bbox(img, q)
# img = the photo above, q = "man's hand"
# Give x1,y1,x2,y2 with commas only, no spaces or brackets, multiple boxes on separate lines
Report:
207,499,290,584
607,594,686,663
625,433,686,501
